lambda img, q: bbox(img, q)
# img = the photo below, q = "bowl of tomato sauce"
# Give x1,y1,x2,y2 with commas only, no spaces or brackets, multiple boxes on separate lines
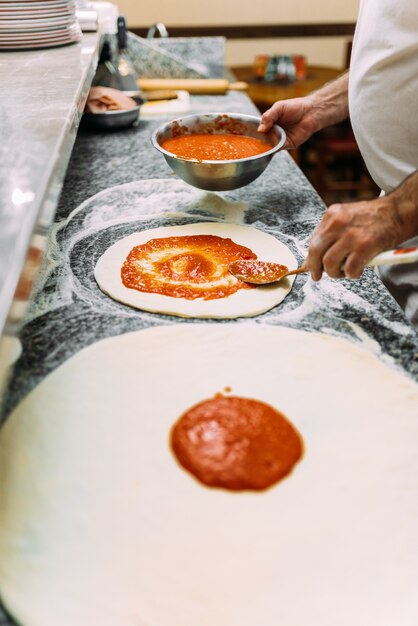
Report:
151,112,286,191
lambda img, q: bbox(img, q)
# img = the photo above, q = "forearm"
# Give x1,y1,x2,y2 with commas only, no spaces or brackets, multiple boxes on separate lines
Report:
307,71,350,133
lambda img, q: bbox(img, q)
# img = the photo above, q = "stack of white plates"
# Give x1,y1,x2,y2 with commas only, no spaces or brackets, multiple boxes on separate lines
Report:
0,0,82,50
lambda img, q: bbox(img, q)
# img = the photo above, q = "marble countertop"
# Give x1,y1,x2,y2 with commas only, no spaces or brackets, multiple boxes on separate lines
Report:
1,75,418,626
0,32,101,336
1,88,417,427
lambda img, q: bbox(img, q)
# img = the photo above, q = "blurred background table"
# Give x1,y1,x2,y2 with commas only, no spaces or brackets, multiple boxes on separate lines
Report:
230,64,343,111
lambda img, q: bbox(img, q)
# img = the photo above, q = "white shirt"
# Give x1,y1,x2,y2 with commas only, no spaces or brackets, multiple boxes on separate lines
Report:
349,0,418,194
349,0,418,328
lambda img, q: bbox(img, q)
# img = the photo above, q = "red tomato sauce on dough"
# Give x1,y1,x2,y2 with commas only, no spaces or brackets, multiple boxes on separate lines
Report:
161,133,271,161
121,234,257,300
170,395,303,491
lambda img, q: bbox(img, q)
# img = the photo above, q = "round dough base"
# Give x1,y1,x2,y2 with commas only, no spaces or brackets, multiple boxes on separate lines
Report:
1,324,418,626
94,222,298,318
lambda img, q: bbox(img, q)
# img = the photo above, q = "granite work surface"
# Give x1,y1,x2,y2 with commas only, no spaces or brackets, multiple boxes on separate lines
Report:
1,90,418,428
1,90,418,626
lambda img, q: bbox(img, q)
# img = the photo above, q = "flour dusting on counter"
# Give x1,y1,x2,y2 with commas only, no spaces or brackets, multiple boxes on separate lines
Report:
3,164,418,420
20,177,418,383
29,180,249,322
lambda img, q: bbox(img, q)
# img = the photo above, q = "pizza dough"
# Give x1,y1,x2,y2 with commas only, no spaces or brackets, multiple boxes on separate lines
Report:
94,222,298,318
1,324,418,626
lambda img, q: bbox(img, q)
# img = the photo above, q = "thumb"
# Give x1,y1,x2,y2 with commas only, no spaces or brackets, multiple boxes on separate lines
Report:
257,105,283,133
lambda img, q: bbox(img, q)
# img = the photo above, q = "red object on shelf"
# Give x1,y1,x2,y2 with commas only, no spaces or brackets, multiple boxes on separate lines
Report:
253,54,270,79
293,54,307,81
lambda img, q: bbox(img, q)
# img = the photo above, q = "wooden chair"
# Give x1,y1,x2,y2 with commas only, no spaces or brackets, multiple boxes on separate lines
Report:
303,121,379,202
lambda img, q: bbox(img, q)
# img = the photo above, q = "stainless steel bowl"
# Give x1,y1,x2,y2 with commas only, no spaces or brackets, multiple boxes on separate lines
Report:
151,112,286,191
81,105,141,131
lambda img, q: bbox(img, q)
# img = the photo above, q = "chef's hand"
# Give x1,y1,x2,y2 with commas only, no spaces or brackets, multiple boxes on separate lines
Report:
306,194,415,280
257,72,350,150
257,96,320,150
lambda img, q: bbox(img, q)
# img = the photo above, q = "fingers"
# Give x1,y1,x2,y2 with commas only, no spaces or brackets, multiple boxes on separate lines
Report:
340,238,380,278
307,204,345,280
257,108,278,133
258,101,289,133
341,253,368,279
322,241,352,278
257,98,316,150
308,235,368,281
307,202,384,281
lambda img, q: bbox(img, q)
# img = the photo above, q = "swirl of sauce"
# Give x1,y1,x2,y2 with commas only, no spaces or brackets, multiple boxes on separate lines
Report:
170,395,303,491
121,234,257,300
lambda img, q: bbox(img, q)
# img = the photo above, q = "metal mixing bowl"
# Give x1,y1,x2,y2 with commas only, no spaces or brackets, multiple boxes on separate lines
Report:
81,104,141,131
151,112,286,191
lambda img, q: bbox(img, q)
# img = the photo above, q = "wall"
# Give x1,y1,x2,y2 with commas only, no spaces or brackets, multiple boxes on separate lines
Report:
116,0,360,69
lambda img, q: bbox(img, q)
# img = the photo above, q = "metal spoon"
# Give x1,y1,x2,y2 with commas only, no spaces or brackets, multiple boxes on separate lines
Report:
228,260,306,284
228,246,418,285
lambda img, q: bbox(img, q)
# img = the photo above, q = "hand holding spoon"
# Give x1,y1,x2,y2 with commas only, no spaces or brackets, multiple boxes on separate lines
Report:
228,246,418,285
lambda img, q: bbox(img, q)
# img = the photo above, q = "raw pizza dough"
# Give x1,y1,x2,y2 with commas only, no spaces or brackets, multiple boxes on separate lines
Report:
94,222,298,318
1,324,418,626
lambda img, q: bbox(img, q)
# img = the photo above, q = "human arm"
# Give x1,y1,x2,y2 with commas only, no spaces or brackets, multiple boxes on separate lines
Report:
257,71,350,150
306,169,418,280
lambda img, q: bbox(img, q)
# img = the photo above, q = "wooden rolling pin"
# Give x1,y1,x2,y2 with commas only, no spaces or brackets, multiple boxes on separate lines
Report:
137,78,248,95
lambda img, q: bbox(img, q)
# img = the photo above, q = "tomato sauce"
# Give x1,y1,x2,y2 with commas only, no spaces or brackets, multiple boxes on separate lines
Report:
121,234,257,300
161,133,271,161
170,395,303,491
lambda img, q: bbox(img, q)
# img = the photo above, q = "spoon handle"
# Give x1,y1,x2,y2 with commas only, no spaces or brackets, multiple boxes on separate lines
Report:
285,267,309,277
